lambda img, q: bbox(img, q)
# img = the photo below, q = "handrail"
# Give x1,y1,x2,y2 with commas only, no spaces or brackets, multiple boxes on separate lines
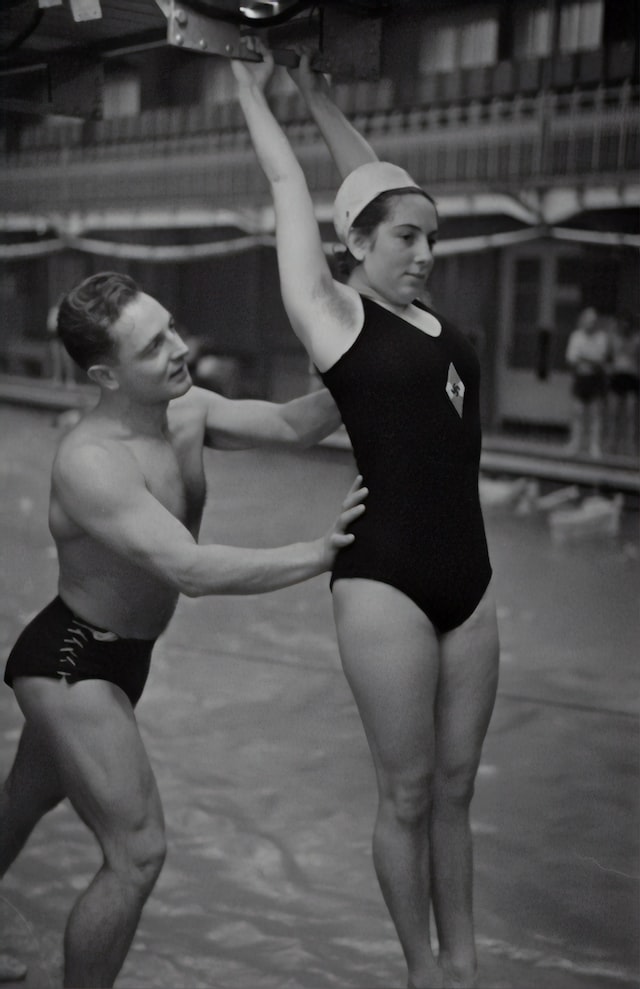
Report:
1,85,638,212
5,82,636,152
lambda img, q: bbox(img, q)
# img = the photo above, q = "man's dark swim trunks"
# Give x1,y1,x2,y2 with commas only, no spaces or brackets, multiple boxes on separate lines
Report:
4,596,155,707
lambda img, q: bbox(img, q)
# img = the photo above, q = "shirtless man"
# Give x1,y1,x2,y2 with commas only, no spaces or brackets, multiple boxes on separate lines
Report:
0,271,365,988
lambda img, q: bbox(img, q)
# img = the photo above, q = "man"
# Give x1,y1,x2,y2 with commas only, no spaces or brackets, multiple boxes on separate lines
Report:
0,271,365,988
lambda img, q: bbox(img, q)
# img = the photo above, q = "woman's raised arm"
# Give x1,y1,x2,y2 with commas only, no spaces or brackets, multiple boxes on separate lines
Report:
231,48,359,367
289,54,379,179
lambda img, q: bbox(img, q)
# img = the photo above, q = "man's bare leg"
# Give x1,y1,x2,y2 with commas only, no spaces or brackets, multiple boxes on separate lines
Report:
0,722,65,877
13,677,166,989
0,722,67,984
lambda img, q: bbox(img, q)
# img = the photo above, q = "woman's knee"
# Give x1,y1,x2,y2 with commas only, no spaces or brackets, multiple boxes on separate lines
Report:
381,769,434,828
433,765,477,812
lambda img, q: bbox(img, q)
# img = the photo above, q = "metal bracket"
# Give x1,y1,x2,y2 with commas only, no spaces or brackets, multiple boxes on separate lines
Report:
167,1,260,58
162,0,382,77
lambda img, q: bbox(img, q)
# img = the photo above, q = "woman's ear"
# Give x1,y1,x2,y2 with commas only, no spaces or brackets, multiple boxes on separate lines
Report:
346,229,367,263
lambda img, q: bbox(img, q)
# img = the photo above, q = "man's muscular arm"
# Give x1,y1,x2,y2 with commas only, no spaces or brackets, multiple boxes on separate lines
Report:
53,440,364,597
186,386,342,450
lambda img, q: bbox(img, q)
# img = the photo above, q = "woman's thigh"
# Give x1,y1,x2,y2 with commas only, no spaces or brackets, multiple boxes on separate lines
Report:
435,584,500,778
332,579,441,784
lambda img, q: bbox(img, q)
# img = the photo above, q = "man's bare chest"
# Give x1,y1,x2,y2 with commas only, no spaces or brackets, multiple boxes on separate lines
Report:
128,434,206,528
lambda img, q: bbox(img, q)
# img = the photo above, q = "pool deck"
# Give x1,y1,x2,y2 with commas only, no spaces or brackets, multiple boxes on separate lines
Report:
0,404,638,989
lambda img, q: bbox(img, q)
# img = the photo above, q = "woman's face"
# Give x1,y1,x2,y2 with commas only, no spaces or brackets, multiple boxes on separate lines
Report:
352,194,438,306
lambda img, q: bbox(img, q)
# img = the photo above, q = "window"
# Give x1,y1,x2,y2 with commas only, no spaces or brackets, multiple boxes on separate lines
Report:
513,1,603,58
421,24,457,73
203,59,236,105
460,18,499,68
514,4,553,58
420,12,499,74
558,1,603,52
103,71,140,118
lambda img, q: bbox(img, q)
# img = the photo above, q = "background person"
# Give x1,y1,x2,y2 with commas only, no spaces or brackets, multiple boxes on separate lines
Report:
0,271,366,989
232,49,499,989
565,307,610,457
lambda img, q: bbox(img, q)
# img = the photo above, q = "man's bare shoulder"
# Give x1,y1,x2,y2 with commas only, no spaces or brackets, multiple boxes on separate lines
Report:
168,385,218,430
53,418,140,490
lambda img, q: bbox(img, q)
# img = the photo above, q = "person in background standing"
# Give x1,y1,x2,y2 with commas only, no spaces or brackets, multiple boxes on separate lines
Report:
565,307,610,457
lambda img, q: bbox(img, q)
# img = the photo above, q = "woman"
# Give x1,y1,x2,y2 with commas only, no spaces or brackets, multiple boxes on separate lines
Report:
232,49,499,989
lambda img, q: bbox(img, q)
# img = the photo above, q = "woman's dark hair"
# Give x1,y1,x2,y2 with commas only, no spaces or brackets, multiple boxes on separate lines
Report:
57,271,140,370
334,187,438,280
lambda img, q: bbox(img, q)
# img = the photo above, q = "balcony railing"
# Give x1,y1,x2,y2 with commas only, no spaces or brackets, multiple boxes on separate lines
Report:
1,83,638,215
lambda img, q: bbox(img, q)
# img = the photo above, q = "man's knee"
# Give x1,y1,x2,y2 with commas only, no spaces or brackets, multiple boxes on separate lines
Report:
128,823,167,888
109,818,167,891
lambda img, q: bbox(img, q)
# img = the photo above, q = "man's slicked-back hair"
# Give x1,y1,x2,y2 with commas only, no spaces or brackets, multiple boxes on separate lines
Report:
57,271,140,370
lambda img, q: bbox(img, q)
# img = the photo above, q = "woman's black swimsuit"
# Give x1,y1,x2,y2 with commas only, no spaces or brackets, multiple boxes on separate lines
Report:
319,296,492,634
4,596,155,707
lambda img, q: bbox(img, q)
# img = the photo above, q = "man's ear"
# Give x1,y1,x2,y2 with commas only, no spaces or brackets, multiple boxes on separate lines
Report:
87,363,119,390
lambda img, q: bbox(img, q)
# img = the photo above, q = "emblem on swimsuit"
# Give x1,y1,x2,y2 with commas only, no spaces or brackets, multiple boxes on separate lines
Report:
446,363,465,417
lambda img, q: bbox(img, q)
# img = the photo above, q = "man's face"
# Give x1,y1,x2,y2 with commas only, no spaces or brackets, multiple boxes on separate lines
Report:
108,292,192,402
579,308,598,335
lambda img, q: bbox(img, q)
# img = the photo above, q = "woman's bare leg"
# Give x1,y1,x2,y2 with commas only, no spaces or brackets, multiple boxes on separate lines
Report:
333,579,444,989
430,587,499,987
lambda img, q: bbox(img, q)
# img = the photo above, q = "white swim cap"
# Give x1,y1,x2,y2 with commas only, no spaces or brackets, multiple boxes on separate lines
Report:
333,161,427,244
